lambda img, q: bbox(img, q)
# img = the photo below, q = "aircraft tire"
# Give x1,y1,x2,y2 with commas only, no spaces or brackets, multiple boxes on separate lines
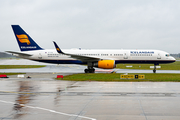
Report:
84,69,88,73
84,69,95,73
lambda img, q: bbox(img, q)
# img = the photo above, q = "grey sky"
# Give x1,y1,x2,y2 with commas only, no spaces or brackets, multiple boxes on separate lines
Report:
0,0,180,53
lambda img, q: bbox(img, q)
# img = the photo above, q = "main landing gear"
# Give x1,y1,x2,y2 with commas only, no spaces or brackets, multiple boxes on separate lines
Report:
84,62,95,73
84,68,95,73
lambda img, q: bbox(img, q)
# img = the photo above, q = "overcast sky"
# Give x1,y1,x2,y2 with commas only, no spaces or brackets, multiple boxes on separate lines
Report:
0,0,180,53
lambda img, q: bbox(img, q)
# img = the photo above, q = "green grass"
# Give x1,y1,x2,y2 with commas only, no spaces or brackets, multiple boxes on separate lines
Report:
0,73,25,75
0,65,46,69
116,61,180,70
59,73,180,82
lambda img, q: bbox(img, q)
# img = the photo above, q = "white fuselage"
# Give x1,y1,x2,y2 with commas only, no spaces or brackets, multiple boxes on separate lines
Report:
9,25,176,73
17,49,176,65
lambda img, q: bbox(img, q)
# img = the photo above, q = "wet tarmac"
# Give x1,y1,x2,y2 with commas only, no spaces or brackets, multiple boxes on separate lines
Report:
1,75,180,120
1,59,180,120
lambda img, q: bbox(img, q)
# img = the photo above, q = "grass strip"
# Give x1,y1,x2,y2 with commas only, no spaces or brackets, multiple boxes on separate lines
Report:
116,61,180,70
59,73,180,82
0,65,46,69
0,73,25,75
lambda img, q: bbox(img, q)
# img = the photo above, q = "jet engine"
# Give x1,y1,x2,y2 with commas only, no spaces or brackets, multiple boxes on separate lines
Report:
94,60,116,69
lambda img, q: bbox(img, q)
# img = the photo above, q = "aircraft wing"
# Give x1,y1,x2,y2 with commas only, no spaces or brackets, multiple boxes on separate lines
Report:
53,41,101,62
69,54,100,62
6,51,32,56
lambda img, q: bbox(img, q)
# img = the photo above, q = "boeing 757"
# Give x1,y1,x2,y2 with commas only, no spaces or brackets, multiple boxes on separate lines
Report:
6,25,176,73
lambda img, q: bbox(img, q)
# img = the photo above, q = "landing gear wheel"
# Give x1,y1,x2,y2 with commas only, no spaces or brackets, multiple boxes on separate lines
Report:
90,68,95,73
89,69,93,73
84,69,95,73
92,68,95,73
153,69,156,73
85,69,89,73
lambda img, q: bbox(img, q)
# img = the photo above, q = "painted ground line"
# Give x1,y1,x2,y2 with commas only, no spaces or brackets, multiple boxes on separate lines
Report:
0,100,96,120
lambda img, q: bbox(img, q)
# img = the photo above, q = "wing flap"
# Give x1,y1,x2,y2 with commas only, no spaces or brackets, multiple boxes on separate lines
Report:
70,54,100,62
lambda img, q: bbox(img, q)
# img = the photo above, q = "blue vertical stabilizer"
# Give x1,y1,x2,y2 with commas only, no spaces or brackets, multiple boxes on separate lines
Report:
11,25,43,51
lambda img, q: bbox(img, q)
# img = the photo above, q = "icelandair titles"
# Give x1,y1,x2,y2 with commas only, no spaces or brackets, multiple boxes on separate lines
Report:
130,51,154,54
21,46,37,49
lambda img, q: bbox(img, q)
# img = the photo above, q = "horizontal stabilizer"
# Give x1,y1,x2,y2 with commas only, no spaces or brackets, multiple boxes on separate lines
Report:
6,51,32,56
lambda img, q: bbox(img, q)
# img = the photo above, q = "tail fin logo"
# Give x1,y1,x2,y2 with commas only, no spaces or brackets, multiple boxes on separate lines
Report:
56,48,60,51
16,34,31,45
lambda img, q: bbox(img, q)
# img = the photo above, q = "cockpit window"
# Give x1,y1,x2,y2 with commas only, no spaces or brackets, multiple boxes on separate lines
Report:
165,54,170,57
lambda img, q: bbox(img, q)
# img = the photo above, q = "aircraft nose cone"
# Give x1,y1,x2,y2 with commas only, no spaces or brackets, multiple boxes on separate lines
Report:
171,57,176,61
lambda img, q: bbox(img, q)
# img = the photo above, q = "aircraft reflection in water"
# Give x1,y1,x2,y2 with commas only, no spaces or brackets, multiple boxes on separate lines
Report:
11,80,73,119
13,81,36,119
54,86,61,105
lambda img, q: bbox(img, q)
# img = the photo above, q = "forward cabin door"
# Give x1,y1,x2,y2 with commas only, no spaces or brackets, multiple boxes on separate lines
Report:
157,53,161,59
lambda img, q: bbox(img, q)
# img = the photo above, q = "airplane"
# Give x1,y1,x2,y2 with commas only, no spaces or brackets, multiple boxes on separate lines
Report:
6,25,176,73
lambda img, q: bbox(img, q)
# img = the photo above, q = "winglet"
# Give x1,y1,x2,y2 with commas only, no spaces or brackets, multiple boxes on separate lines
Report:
53,41,64,54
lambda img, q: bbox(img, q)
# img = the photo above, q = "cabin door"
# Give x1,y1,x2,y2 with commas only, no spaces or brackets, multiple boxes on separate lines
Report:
38,53,42,59
124,52,128,59
157,53,161,59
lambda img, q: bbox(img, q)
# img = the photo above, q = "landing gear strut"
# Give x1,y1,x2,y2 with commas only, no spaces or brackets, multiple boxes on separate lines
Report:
153,64,158,73
84,62,95,73
153,67,156,73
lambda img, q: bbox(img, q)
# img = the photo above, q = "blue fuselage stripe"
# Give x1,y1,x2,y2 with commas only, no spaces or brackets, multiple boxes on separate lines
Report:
31,59,175,65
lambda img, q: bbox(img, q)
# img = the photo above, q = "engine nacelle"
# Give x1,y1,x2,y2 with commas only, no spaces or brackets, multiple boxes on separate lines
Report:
94,60,116,69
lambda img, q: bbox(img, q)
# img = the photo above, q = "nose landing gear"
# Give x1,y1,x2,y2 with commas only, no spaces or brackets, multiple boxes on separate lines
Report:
153,63,159,73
